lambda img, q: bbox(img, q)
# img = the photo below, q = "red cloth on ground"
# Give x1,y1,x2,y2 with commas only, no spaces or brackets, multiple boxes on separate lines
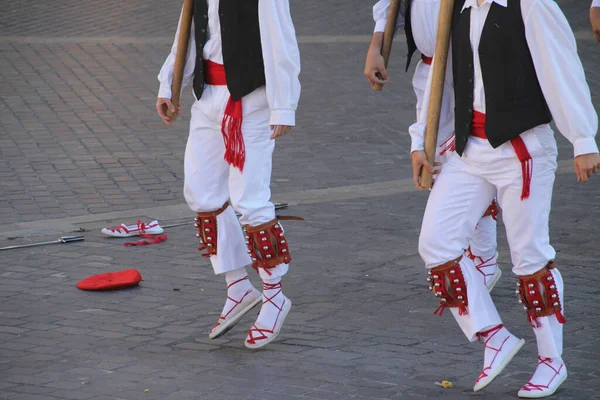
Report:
77,269,142,291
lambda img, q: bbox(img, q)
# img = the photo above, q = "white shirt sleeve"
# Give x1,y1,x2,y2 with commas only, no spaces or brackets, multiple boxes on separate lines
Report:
408,51,455,153
593,0,600,8
523,0,599,156
258,0,302,127
373,0,406,33
157,8,197,100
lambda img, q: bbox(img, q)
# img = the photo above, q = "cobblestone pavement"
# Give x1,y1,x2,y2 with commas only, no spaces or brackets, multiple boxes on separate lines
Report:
1,1,599,399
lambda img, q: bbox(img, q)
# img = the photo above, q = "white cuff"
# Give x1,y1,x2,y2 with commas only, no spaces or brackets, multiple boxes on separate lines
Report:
409,122,425,153
158,83,172,100
573,137,600,157
411,138,425,153
374,20,387,33
269,109,296,127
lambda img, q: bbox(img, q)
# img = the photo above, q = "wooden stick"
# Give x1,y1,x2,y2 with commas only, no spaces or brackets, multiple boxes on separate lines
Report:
373,0,402,92
419,0,455,188
166,0,194,122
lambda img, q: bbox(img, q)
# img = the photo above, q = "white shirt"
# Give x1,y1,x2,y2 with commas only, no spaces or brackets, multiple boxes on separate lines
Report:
373,0,405,33
158,0,301,126
373,0,440,58
410,0,599,157
593,0,600,8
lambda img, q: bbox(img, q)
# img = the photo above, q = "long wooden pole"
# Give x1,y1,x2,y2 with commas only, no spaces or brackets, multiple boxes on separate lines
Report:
419,0,455,188
373,0,402,92
167,0,194,122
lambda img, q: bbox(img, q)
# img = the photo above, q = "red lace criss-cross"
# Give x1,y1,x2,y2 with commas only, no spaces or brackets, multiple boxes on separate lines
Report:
121,220,167,246
465,248,497,287
107,220,158,234
246,281,285,345
475,324,509,384
211,277,254,331
520,357,564,393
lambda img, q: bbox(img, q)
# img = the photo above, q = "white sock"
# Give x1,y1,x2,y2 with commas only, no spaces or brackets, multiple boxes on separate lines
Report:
220,268,253,316
225,268,248,285
255,277,286,329
526,357,567,392
476,324,520,374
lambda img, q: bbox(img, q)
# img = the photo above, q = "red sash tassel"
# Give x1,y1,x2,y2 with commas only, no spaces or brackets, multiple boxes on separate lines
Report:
205,60,246,172
471,111,532,200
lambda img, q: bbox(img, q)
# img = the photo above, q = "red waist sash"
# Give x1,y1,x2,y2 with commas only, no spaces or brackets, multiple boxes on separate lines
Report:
471,111,532,200
205,60,245,171
421,54,433,65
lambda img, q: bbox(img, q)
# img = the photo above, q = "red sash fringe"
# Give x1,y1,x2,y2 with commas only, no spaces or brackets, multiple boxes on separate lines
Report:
471,111,532,200
204,60,245,171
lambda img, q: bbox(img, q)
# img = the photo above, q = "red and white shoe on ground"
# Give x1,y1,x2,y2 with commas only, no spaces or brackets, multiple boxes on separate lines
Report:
465,248,502,292
245,281,292,349
473,324,526,392
518,357,567,398
209,277,261,339
101,220,163,237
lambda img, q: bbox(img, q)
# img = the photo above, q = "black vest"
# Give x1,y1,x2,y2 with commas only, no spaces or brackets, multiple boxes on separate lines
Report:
451,1,552,155
404,0,418,72
192,0,266,101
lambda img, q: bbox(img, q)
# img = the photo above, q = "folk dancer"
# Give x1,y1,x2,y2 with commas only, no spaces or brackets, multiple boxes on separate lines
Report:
156,0,301,349
410,0,600,396
365,0,502,290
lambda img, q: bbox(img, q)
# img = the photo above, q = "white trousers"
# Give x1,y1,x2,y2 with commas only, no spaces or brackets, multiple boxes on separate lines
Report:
419,128,563,357
419,130,557,274
184,84,288,279
413,61,497,258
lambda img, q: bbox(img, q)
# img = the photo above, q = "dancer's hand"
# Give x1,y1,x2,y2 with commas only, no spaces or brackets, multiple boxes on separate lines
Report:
270,125,293,140
156,98,181,126
364,33,388,90
574,153,600,182
591,6,600,42
411,150,440,190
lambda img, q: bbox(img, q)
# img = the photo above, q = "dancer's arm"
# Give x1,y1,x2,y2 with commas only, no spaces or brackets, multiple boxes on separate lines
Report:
365,0,405,87
259,0,301,138
591,0,600,42
522,0,599,181
156,7,197,125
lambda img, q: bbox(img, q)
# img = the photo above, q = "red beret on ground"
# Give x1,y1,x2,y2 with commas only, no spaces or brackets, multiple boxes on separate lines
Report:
77,269,142,291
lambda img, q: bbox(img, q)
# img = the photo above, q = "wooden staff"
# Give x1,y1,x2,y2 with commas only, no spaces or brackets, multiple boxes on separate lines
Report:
419,0,455,188
373,0,402,92
166,0,194,122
